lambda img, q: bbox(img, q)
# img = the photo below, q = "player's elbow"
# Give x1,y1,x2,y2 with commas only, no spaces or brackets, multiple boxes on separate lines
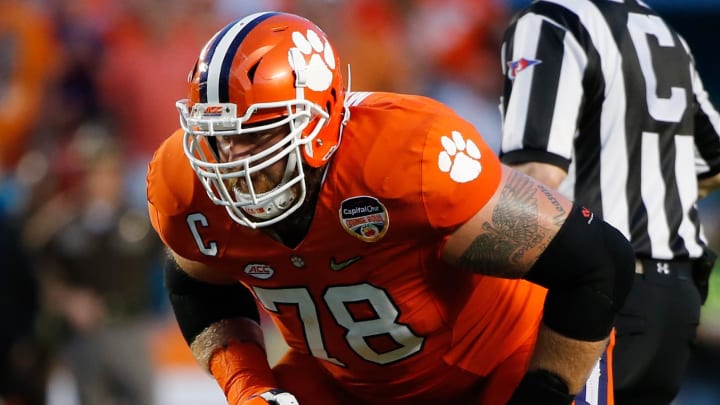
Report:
525,205,635,341
595,220,635,315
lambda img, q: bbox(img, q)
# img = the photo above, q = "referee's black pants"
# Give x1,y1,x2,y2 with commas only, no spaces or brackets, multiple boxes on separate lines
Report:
613,259,701,405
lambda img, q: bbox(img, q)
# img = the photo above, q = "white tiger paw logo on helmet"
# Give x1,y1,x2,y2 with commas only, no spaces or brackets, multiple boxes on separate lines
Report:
289,30,335,91
438,131,482,183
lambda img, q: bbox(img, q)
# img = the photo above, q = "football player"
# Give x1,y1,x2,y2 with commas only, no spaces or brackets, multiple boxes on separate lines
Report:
146,11,634,405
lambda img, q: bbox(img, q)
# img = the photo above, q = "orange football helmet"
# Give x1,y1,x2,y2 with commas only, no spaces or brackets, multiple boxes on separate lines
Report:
177,12,346,228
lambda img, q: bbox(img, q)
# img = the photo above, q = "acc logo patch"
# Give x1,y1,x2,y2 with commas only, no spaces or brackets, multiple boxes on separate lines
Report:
339,196,389,242
244,263,275,279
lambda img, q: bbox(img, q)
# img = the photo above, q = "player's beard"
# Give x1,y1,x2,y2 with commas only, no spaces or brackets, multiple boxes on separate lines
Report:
223,153,292,198
226,170,278,195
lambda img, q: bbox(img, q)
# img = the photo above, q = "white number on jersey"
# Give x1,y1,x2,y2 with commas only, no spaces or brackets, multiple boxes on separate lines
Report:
253,283,424,366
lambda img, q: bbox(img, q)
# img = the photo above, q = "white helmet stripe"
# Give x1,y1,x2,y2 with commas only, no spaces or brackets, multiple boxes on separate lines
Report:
203,12,276,103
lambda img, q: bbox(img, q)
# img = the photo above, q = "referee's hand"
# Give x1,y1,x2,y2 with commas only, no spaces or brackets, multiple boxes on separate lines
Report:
693,247,717,304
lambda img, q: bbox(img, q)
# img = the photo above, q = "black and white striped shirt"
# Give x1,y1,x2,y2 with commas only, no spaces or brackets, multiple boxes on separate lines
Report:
499,0,720,260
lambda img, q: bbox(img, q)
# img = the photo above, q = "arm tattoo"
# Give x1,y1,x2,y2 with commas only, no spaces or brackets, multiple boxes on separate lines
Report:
537,183,567,227
458,171,550,277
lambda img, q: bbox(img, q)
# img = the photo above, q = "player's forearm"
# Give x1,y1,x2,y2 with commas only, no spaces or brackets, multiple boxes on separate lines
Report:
513,205,633,401
163,258,279,402
206,330,278,404
529,324,608,394
191,317,267,370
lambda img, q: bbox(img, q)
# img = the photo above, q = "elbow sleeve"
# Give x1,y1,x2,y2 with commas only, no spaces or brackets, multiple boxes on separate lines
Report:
524,204,635,341
164,258,260,345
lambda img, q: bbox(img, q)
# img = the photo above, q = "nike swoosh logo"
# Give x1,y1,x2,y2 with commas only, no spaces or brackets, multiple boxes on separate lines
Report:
330,256,362,271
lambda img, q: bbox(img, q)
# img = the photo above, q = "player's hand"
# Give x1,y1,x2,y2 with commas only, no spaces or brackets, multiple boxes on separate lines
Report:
244,389,299,405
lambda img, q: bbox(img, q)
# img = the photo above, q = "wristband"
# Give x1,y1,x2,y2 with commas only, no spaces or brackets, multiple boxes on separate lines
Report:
507,369,574,405
209,340,277,404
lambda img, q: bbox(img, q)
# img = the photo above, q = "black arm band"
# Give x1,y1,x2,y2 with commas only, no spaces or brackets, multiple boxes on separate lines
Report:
164,258,260,345
507,369,574,405
525,204,635,341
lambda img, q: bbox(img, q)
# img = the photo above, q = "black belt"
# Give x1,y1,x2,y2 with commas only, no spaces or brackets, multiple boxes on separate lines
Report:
634,258,692,280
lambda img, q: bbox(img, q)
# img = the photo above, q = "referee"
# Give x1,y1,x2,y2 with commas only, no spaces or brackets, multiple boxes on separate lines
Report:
498,1,720,404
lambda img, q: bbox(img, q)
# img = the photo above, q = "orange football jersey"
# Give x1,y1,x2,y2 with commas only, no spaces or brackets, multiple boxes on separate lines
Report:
147,92,547,400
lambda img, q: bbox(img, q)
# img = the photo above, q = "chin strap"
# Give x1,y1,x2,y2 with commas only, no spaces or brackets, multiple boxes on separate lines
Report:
238,152,299,220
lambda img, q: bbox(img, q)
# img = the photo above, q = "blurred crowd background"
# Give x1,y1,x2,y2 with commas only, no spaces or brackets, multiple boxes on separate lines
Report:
0,1,718,405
